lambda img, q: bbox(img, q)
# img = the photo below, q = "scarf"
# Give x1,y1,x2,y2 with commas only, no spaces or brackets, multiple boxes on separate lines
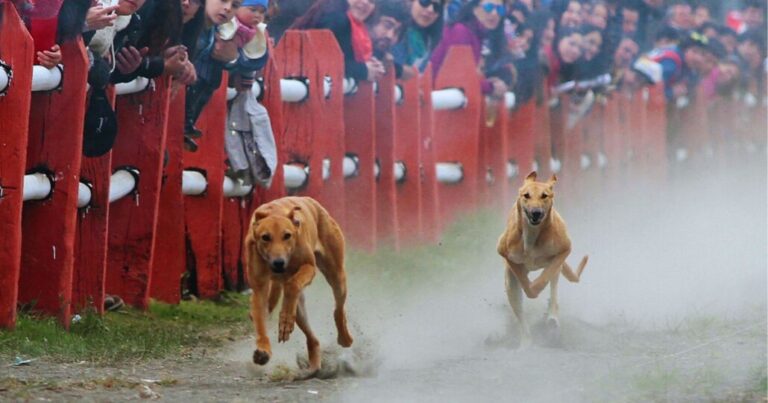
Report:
347,11,372,62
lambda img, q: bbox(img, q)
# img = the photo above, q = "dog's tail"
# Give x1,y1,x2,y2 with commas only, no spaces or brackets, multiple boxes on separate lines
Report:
562,255,588,283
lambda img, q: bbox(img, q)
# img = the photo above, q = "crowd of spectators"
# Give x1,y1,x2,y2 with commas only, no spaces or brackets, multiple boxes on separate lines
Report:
3,0,766,179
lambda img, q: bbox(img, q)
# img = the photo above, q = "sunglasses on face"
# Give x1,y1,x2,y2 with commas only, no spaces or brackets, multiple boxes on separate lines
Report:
418,0,443,13
480,2,505,15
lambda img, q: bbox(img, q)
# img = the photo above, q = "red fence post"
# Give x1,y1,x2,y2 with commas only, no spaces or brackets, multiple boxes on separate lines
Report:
183,76,228,300
308,30,346,228
0,3,33,328
106,77,171,309
432,46,481,223
418,66,440,243
344,85,377,251
394,75,423,244
374,65,399,248
19,39,88,327
72,88,116,315
481,101,508,209
150,86,186,304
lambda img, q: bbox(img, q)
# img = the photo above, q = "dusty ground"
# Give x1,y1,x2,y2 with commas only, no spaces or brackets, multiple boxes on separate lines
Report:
2,160,766,402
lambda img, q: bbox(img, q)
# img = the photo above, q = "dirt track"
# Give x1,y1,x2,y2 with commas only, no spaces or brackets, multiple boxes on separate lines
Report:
3,161,767,402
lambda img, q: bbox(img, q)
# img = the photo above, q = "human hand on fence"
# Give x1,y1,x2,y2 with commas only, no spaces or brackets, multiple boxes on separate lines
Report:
85,5,119,31
366,58,385,82
488,77,508,100
164,45,188,77
175,60,197,85
212,38,239,63
36,44,61,69
116,46,149,75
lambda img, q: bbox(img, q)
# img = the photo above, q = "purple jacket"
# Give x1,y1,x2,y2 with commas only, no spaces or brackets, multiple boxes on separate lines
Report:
430,21,493,94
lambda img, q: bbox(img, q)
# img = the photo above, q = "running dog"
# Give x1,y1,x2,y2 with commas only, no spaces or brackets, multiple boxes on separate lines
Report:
496,171,588,343
244,196,353,378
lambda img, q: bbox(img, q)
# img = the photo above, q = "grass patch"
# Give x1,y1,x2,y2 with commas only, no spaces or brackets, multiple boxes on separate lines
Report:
0,292,250,364
345,208,506,295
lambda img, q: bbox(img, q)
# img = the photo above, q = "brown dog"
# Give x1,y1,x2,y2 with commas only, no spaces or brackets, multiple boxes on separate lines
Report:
244,196,353,378
496,171,588,344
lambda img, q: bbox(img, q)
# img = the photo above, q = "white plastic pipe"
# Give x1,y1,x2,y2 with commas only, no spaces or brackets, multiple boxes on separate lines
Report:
435,162,463,183
0,64,9,94
343,155,358,178
226,86,237,101
222,176,253,197
504,92,516,109
394,85,403,104
394,161,406,182
22,173,53,201
115,77,150,95
485,169,494,184
550,158,562,173
322,158,331,181
506,161,518,179
323,76,331,99
532,160,539,173
580,154,591,170
281,79,309,102
343,78,357,95
109,168,139,202
181,170,207,196
597,152,607,168
432,88,466,110
77,182,92,208
284,164,308,189
374,160,380,179
31,65,62,92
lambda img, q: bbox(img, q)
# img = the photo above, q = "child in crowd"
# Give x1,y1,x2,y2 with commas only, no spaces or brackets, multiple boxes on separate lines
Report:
184,0,245,151
223,0,277,188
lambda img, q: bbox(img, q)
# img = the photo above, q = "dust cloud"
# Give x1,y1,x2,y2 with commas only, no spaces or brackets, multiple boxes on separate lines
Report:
223,155,767,402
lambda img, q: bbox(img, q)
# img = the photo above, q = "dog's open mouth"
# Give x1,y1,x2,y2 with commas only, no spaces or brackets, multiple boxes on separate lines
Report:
525,210,544,226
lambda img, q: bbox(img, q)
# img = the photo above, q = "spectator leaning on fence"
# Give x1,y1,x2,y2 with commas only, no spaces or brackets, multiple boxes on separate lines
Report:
430,0,514,100
391,0,445,73
183,0,243,151
366,0,413,79
291,0,386,83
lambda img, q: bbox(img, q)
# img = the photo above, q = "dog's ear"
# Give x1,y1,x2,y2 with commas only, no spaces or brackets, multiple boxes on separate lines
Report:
251,210,269,226
547,174,557,186
288,206,302,228
525,171,538,183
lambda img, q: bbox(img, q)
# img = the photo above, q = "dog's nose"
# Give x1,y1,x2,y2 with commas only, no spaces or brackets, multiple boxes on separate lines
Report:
271,259,286,272
531,210,544,221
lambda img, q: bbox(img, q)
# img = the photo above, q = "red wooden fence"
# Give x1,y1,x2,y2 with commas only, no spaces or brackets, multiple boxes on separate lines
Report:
0,27,762,328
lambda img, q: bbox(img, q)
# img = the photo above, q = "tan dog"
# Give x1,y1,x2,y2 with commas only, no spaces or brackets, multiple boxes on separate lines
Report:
244,196,353,378
496,171,588,343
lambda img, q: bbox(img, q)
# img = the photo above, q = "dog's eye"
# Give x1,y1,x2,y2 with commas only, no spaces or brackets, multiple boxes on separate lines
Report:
283,233,292,241
261,234,271,242
541,194,548,199
523,193,531,199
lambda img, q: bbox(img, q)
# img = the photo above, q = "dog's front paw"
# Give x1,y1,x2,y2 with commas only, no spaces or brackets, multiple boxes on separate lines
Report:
253,349,271,365
278,312,295,343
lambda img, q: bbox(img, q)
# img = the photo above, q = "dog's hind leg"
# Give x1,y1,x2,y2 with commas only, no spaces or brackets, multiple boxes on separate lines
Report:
505,263,531,347
316,251,354,348
294,293,321,379
561,255,588,283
